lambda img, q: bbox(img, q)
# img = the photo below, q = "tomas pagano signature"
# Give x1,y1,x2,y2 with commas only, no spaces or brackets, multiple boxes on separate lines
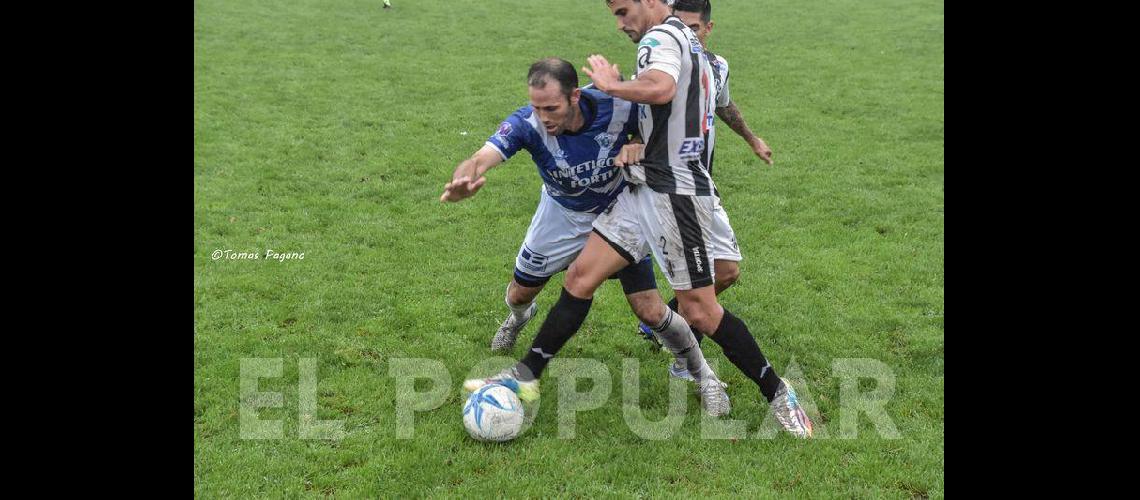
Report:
211,249,305,262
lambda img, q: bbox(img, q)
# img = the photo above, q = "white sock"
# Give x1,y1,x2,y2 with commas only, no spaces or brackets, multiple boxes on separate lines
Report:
505,286,534,322
653,309,716,383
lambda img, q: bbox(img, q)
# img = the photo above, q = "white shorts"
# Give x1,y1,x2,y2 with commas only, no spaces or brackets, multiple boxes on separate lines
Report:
593,184,719,290
709,198,742,262
513,187,596,283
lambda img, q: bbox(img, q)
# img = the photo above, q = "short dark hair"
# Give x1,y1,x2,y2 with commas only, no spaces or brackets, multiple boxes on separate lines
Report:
527,58,578,99
672,0,711,23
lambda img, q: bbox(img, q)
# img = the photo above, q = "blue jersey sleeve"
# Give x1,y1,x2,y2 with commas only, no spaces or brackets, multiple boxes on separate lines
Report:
485,108,533,160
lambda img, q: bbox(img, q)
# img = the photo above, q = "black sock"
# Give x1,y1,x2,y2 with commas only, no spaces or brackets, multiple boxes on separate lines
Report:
517,287,593,380
709,308,784,401
666,296,704,345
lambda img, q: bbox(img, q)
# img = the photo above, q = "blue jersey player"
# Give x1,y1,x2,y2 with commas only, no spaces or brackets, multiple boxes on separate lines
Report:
440,60,677,351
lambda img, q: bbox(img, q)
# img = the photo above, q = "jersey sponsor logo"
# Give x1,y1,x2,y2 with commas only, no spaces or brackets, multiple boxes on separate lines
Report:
548,157,616,181
639,37,661,47
637,45,652,70
546,157,621,191
594,132,618,150
519,245,548,272
678,137,705,160
569,168,617,189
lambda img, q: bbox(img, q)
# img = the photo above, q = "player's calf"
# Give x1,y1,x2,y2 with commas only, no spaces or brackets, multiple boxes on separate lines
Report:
626,289,668,327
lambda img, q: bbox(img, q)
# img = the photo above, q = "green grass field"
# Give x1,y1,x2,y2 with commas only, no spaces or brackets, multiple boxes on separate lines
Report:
195,0,944,496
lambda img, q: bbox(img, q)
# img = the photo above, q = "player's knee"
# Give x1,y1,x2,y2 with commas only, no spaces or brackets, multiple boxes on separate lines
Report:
692,313,719,335
677,304,712,334
563,264,600,298
716,263,740,290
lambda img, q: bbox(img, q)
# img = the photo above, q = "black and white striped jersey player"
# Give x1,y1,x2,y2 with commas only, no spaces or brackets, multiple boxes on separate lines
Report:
462,0,811,435
591,12,726,293
629,0,779,371
678,0,774,274
583,0,813,436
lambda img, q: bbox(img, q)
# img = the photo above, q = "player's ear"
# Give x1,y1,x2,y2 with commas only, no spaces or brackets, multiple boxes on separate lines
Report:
706,21,714,34
569,87,581,106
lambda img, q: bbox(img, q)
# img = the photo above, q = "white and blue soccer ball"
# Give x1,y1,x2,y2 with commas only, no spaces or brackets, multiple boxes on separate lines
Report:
463,384,524,442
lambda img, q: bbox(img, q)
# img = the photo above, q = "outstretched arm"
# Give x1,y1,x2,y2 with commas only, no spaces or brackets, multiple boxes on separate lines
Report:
440,145,504,202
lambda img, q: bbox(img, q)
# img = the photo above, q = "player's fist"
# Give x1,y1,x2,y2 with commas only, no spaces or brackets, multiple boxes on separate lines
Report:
751,137,773,165
615,143,644,167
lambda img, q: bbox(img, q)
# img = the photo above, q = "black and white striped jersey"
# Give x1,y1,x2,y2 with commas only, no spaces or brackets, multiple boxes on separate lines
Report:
706,51,730,177
628,15,718,197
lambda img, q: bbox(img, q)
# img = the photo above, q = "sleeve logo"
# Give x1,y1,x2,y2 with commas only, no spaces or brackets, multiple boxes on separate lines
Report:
688,35,703,54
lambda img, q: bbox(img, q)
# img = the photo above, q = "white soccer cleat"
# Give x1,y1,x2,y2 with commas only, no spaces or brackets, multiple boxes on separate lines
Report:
770,378,814,438
697,377,731,417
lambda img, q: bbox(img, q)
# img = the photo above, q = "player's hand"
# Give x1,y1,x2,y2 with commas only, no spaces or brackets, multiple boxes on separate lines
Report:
615,143,644,167
583,55,621,93
439,175,487,202
751,136,774,165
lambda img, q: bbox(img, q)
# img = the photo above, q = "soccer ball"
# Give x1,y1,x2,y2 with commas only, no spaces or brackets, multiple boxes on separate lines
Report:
463,384,524,442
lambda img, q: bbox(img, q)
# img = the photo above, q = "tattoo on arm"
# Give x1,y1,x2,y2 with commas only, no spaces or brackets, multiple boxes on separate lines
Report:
716,102,755,141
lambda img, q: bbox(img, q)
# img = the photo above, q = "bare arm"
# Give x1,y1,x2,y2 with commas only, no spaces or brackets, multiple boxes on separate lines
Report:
439,145,505,202
716,102,756,142
582,55,676,106
716,102,773,165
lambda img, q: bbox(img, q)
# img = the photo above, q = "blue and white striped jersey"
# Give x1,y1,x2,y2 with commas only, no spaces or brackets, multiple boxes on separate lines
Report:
485,88,639,214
